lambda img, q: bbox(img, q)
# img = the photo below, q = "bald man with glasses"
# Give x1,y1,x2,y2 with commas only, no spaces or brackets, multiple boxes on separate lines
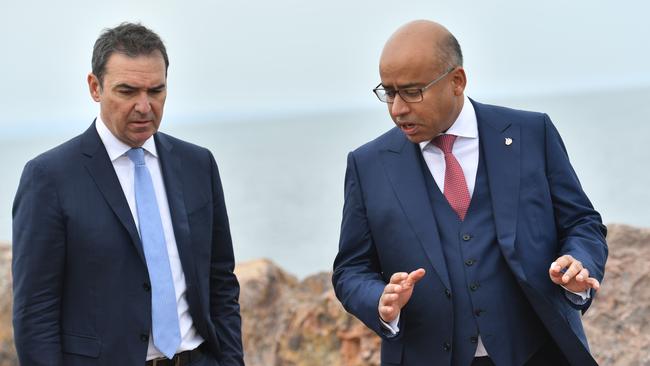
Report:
333,20,606,366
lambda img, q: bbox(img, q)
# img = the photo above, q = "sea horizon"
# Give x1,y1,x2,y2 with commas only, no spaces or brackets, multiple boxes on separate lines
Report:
2,86,649,277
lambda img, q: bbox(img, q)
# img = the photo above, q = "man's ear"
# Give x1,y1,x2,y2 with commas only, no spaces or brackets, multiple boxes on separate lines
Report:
87,73,101,102
451,67,467,96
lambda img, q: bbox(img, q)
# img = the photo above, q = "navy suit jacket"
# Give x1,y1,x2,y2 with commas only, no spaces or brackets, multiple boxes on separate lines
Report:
332,100,607,365
12,123,243,365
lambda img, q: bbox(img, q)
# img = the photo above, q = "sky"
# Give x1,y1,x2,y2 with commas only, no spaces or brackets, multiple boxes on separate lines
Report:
1,0,649,136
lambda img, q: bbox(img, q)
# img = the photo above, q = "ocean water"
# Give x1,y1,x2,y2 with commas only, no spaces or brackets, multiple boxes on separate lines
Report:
1,88,648,277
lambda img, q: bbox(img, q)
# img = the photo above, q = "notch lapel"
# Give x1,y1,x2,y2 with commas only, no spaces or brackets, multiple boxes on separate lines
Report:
81,123,145,263
155,133,198,292
473,101,526,281
380,130,451,290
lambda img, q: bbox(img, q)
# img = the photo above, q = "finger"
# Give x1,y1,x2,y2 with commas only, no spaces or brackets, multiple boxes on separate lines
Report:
575,268,589,282
562,260,583,283
389,272,408,284
379,292,399,306
586,277,600,291
554,255,574,272
409,268,426,282
379,305,397,322
384,284,402,294
404,268,426,288
548,262,567,285
549,262,563,278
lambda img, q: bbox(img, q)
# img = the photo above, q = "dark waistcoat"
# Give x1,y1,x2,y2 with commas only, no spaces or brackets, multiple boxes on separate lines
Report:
418,143,549,366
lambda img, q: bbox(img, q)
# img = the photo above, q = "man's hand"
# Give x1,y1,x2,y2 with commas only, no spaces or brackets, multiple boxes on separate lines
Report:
549,255,600,293
378,269,426,323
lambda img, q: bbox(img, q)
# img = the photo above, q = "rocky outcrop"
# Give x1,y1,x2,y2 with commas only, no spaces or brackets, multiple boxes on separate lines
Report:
582,224,650,365
0,244,16,366
0,224,648,365
237,224,650,366
236,259,380,366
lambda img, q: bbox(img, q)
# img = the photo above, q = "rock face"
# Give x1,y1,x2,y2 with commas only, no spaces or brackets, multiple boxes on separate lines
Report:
0,225,649,365
582,224,650,365
237,224,650,366
0,244,16,366
236,258,380,366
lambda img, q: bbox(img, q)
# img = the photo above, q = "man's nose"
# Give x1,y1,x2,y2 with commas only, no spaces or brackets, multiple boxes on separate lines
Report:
390,94,410,116
134,92,152,114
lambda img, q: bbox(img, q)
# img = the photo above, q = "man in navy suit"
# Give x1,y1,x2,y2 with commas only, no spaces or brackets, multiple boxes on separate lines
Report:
332,20,607,366
12,23,243,365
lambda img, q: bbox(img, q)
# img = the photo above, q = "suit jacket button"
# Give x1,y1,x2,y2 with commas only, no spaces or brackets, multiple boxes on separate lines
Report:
474,309,484,317
465,259,475,266
462,234,472,241
140,334,149,342
443,342,451,352
444,289,451,298
470,283,479,291
143,282,151,292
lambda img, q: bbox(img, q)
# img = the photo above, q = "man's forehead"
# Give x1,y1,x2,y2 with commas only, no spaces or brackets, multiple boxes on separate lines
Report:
103,53,167,86
379,55,438,86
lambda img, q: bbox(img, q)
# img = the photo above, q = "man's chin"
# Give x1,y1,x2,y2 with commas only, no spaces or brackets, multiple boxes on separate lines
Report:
402,132,428,144
124,131,156,147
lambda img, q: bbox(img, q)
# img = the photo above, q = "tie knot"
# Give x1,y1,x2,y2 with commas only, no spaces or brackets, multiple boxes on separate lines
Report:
126,147,146,166
433,134,457,153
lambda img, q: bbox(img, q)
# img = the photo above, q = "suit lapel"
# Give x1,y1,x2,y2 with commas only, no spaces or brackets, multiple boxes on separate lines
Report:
155,133,198,290
81,122,145,263
380,130,451,289
473,100,527,281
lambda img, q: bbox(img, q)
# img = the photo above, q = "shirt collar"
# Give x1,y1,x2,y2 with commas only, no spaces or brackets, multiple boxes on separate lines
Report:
419,95,478,151
95,115,158,161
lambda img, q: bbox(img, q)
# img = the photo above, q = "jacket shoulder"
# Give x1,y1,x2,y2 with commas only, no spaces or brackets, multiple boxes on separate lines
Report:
27,133,85,170
472,99,549,127
156,132,211,156
351,127,405,157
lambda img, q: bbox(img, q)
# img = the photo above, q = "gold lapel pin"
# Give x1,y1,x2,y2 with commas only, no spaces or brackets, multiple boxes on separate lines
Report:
505,137,513,146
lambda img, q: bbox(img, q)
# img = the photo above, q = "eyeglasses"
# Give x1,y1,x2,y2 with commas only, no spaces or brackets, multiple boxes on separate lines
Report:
372,66,456,103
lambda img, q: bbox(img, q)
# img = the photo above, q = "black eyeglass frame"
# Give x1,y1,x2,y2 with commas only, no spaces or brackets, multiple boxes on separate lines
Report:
372,66,456,103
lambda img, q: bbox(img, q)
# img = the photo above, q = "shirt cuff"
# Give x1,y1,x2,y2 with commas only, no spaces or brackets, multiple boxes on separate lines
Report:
562,285,590,305
379,312,400,335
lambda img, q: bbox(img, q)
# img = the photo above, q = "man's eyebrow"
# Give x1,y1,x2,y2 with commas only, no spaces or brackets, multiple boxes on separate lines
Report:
114,83,166,90
380,82,421,89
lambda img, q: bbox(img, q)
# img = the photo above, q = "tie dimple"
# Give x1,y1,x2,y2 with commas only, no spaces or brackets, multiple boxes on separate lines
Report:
433,135,471,221
127,147,146,166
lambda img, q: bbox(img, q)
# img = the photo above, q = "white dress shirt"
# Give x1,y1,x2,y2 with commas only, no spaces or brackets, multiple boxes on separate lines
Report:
381,96,588,357
95,118,204,360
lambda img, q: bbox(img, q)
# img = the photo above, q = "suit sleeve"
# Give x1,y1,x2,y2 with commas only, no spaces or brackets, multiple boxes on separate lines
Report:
544,115,608,311
207,152,244,366
332,152,396,339
12,159,65,365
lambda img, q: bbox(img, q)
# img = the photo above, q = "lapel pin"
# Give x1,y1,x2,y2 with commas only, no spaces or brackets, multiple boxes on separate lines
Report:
505,137,513,146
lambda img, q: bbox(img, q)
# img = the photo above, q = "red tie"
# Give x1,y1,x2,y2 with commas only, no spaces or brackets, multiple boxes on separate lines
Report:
433,134,471,221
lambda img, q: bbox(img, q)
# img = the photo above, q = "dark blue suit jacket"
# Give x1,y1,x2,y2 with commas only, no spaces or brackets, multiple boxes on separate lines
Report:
332,100,607,365
12,123,243,365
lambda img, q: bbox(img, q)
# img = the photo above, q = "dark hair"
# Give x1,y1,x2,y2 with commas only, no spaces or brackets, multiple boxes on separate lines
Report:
91,22,169,87
439,33,463,67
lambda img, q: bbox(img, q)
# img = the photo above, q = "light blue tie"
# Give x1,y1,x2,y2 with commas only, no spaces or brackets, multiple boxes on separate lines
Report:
127,147,181,359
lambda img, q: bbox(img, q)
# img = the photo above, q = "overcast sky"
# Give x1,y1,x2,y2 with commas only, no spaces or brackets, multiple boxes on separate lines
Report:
1,0,649,136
